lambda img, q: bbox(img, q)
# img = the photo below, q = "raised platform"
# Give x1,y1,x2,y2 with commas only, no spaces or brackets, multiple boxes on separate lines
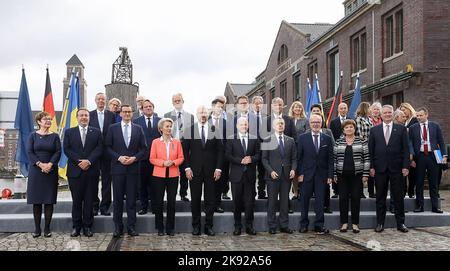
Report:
0,198,448,233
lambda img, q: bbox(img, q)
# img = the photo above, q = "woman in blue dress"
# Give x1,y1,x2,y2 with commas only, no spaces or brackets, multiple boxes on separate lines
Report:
26,112,61,238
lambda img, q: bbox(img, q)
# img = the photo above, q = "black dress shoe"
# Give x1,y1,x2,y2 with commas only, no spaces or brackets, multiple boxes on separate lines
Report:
288,209,294,214
157,229,165,236
70,228,81,237
83,228,93,237
181,196,190,202
389,207,395,214
44,231,52,238
233,228,242,236
222,193,231,200
432,209,444,213
32,231,41,238
246,228,257,235
299,228,308,233
375,224,384,232
166,230,175,236
314,227,329,234
408,194,415,199
268,228,277,234
215,207,225,213
138,209,147,215
280,228,293,234
369,194,376,199
192,227,201,236
258,195,268,200
360,194,366,199
331,195,338,199
93,210,99,216
100,211,111,216
204,227,215,236
291,195,299,200
414,207,424,212
324,208,333,214
397,224,409,233
128,229,139,236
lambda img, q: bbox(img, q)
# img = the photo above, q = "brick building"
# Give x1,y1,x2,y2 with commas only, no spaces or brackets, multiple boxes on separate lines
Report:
225,0,450,140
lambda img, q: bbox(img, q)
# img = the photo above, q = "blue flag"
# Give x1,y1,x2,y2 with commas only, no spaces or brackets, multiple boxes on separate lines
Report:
14,69,35,177
305,78,313,118
348,74,361,118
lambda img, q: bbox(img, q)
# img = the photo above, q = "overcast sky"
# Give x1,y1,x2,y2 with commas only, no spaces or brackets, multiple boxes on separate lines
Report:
0,0,343,115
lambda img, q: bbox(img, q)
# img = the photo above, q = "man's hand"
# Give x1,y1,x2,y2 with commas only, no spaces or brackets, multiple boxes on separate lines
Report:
241,156,252,165
410,160,416,168
327,178,332,185
298,175,304,183
186,169,194,181
443,157,448,164
214,170,221,181
402,168,409,177
271,171,279,180
78,160,91,171
289,170,295,179
118,156,129,165
370,168,375,177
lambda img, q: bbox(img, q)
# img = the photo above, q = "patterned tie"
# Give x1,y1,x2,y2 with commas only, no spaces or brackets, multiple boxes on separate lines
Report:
384,124,390,145
313,134,319,153
81,127,86,148
98,111,104,132
279,135,285,157
201,125,206,147
177,112,183,130
124,124,129,148
423,124,429,155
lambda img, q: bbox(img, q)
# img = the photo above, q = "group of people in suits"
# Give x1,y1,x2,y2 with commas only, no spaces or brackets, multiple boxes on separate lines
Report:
25,91,447,238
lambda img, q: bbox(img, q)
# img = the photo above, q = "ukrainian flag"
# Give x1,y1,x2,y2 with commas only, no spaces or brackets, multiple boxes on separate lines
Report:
58,71,79,180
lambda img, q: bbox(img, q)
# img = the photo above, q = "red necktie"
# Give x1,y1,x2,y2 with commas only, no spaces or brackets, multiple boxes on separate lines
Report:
423,124,429,155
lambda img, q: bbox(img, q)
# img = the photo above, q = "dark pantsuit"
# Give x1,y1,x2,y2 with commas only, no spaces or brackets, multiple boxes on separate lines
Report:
257,160,266,197
416,153,440,209
375,172,405,226
153,177,178,231
267,175,291,230
139,162,155,211
324,183,330,208
338,172,362,224
215,160,229,207
93,159,112,213
179,163,189,198
299,176,325,229
112,174,138,231
190,171,215,228
407,167,416,197
231,173,256,229
368,176,375,196
68,173,96,229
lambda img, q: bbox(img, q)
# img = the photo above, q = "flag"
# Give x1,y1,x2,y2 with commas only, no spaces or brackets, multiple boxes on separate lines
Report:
58,71,79,180
14,69,34,177
305,78,313,118
43,67,58,133
326,72,343,127
348,74,361,118
310,74,327,127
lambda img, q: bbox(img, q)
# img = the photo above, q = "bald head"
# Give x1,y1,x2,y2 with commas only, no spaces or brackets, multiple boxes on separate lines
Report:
196,105,209,124
338,103,348,117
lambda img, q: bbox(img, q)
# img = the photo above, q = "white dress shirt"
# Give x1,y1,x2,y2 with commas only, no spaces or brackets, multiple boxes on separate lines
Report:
420,121,431,152
198,122,209,142
311,132,321,149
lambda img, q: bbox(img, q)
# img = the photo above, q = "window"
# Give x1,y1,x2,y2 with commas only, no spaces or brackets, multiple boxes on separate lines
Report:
277,44,288,65
328,50,340,98
382,92,403,109
308,60,318,86
280,80,287,103
384,7,403,58
351,30,367,73
293,72,301,100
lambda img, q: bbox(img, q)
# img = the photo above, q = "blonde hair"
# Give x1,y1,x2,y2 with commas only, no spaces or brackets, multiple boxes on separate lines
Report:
400,102,416,118
158,118,174,135
288,101,306,119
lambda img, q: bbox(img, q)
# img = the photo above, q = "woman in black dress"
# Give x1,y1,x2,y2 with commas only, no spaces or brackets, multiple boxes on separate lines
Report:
26,112,61,238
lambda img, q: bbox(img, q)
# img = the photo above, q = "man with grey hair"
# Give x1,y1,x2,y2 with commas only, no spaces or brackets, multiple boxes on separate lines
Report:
133,95,146,120
369,104,409,233
164,93,194,202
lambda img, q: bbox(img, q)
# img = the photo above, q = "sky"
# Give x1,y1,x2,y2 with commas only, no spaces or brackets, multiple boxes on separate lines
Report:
0,0,343,115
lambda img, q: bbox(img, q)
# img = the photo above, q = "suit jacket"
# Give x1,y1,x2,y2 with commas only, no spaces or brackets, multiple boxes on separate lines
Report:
296,132,334,182
89,109,116,138
149,137,184,178
261,134,297,181
409,121,447,159
133,114,161,160
265,114,294,138
182,123,223,177
209,116,227,143
225,134,261,183
368,123,409,173
105,122,147,175
232,111,262,139
63,126,103,178
330,116,349,141
164,110,194,140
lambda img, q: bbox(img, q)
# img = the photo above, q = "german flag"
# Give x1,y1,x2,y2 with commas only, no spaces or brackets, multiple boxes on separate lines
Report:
326,72,343,127
43,67,58,133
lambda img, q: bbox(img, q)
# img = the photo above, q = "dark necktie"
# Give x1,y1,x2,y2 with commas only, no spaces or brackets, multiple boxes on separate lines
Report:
201,125,206,147
256,113,261,138
423,124,429,155
177,112,183,130
147,117,152,130
242,136,247,154
279,135,285,157
313,134,319,153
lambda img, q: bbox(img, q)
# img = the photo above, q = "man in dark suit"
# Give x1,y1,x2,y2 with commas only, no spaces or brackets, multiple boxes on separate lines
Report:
261,118,297,234
409,107,447,213
369,105,410,233
297,114,333,234
133,99,161,215
329,102,348,199
89,92,116,216
64,108,103,237
164,93,194,202
225,117,261,235
105,105,147,238
183,106,223,236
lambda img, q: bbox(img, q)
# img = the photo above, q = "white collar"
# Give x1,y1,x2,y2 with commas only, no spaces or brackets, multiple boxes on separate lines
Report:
79,125,88,130
275,133,284,138
97,109,105,114
384,121,393,127
274,113,282,118
239,132,248,138
121,121,131,127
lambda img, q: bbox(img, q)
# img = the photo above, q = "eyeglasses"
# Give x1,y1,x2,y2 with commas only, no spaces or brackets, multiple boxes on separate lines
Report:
121,111,133,114
310,121,321,124
42,118,53,121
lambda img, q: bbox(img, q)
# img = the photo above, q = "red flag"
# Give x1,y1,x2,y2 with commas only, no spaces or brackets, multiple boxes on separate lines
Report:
326,73,343,127
43,67,58,132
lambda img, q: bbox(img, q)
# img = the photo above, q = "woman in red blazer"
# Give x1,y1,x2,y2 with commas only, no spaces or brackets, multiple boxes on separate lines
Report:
149,118,184,236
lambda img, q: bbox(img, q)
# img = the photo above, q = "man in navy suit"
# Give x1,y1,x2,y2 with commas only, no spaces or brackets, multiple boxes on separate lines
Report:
297,114,333,234
409,107,447,213
64,108,103,237
369,105,409,233
133,99,161,215
89,92,116,216
105,104,147,238
329,102,348,200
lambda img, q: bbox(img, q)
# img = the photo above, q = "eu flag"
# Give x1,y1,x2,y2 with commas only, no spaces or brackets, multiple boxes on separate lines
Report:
14,69,34,177
348,74,361,118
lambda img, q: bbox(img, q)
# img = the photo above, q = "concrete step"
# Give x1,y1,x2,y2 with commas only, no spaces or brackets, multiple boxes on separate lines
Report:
1,211,450,233
0,197,439,214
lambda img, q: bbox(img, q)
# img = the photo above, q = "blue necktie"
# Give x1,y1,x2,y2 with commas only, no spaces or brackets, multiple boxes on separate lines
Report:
313,134,319,153
279,135,285,157
124,124,129,148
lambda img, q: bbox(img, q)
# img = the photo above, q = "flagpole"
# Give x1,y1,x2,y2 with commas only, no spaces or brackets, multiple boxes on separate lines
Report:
58,68,76,135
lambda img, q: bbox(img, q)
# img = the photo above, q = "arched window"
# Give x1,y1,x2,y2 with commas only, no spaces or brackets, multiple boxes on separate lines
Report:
277,44,288,65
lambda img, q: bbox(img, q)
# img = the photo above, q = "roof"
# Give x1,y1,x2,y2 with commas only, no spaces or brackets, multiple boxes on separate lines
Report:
229,83,256,97
66,54,84,67
290,23,334,42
